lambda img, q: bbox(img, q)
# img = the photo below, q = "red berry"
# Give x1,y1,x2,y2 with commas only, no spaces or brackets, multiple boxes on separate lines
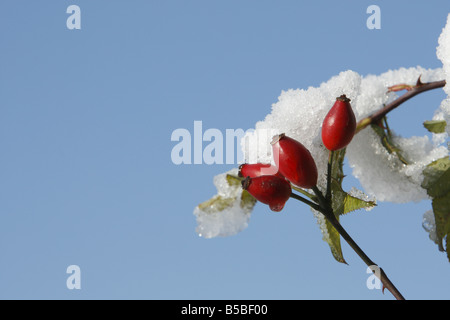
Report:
238,163,283,178
241,176,291,212
321,94,356,151
271,134,318,189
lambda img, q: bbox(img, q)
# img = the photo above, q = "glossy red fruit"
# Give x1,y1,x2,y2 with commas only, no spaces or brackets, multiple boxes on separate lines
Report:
321,94,356,151
271,134,318,189
241,175,291,212
238,163,283,178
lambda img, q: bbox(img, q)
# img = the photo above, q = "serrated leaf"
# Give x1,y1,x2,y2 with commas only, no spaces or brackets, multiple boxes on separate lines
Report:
318,149,377,264
421,157,450,261
343,192,377,214
331,181,376,216
322,216,347,264
324,149,346,263
331,180,347,216
423,120,447,134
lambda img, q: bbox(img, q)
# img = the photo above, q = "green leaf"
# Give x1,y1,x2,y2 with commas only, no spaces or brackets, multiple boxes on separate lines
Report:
324,149,346,263
421,157,450,261
423,120,447,134
447,237,450,262
319,150,351,263
343,191,377,215
422,157,450,198
240,189,257,211
225,174,257,210
432,195,450,253
331,181,376,216
330,181,347,216
317,149,377,264
321,217,347,264
226,174,242,187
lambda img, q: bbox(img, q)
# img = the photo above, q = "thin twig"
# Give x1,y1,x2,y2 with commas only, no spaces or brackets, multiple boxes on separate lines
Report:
289,192,320,211
290,185,316,200
356,79,446,133
324,212,405,300
299,187,405,300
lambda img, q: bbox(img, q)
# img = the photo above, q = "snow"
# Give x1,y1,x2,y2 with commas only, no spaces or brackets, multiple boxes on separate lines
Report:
422,210,439,245
347,67,447,203
193,168,252,238
437,14,450,97
437,13,450,138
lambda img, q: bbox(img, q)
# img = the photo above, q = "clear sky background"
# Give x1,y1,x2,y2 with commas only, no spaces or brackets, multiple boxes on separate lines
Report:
0,1,449,300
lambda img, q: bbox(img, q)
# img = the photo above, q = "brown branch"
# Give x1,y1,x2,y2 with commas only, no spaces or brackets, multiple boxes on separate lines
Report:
324,212,405,300
356,79,446,134
309,187,405,300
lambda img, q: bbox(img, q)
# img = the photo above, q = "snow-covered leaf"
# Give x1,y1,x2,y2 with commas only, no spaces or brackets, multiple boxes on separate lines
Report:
198,195,235,214
194,169,256,239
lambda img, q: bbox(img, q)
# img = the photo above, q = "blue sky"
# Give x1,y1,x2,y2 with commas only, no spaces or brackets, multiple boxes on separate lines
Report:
0,1,449,300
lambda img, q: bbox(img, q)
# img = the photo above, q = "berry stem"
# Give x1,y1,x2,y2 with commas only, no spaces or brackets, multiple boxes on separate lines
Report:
312,186,329,212
290,185,316,200
289,192,320,211
326,150,334,202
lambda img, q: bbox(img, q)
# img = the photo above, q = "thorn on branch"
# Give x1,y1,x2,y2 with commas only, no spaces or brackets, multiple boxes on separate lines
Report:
416,75,424,87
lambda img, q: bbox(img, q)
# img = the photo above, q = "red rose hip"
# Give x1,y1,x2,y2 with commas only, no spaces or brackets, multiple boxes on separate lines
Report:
241,175,291,212
271,134,318,189
321,94,356,151
238,163,283,178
